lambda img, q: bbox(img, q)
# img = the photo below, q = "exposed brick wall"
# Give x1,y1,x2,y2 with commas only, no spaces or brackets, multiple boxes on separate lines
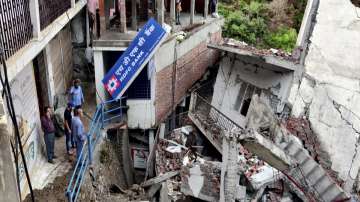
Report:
155,31,222,123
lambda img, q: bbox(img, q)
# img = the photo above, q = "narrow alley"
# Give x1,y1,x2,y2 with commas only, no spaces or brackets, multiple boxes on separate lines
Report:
0,0,360,202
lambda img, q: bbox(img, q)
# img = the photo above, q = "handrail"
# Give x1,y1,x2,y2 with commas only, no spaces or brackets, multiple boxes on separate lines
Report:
66,98,125,202
191,92,243,131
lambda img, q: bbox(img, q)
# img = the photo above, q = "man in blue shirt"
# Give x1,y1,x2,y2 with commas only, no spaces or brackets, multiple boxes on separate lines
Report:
70,79,84,108
72,106,86,163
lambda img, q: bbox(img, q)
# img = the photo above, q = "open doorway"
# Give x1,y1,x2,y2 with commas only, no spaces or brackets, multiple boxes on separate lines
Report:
33,51,50,114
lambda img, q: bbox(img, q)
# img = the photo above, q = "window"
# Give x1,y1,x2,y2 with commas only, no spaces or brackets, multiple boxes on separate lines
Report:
234,82,261,116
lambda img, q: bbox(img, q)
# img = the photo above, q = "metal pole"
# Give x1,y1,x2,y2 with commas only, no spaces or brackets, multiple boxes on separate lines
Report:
87,134,92,165
190,0,195,24
101,103,104,128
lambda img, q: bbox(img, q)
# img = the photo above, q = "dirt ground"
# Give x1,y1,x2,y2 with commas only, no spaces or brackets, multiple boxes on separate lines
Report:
23,81,98,202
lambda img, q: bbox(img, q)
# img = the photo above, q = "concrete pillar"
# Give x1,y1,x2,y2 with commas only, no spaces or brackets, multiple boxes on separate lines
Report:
149,130,155,152
104,0,111,29
220,132,240,202
71,0,76,8
204,0,209,19
43,46,56,107
156,0,164,25
131,0,137,30
170,0,175,25
0,96,20,202
94,51,106,104
86,9,90,47
119,0,127,33
29,0,41,38
190,0,195,24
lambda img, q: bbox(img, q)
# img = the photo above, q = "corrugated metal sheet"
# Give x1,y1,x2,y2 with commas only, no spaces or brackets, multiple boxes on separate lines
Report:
49,25,73,95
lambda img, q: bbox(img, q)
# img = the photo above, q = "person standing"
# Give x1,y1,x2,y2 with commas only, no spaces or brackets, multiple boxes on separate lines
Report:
210,0,219,18
69,79,84,108
72,106,87,163
64,103,75,155
175,0,182,25
41,107,57,164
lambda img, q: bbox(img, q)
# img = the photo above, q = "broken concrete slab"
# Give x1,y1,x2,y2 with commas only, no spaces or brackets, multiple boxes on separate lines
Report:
142,171,180,188
181,161,221,202
239,129,293,171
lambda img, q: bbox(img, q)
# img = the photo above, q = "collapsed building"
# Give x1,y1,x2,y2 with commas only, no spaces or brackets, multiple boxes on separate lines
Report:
0,0,360,201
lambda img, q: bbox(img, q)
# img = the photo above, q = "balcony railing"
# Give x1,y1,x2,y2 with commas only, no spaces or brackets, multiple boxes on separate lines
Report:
189,92,243,151
0,0,33,59
38,0,71,30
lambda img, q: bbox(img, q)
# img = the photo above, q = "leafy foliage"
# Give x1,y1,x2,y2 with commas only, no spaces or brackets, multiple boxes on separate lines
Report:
219,0,307,52
264,27,297,52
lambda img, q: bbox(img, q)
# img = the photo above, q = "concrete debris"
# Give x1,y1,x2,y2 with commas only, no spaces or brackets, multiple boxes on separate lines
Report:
142,171,180,188
222,38,294,60
180,125,193,135
165,146,182,154
181,161,222,202
248,164,284,190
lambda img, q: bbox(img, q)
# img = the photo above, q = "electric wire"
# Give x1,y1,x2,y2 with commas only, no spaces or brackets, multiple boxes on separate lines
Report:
0,50,35,202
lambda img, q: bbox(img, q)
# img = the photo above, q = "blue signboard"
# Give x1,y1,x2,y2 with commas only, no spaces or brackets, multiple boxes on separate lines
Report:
102,18,167,99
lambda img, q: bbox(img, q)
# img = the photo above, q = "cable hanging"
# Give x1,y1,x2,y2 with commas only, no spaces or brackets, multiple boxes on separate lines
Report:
0,48,35,202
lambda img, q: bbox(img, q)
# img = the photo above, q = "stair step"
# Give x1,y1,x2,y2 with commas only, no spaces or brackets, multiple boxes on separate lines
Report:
297,152,310,166
307,168,327,186
313,176,333,195
319,184,341,202
333,192,349,202
300,158,318,175
304,164,320,179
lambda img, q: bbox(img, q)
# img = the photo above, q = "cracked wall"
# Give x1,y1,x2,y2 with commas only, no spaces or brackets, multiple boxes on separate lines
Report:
288,0,360,193
211,54,293,128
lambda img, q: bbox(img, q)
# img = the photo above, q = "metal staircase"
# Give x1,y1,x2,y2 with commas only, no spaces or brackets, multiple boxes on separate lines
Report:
66,98,126,202
189,92,350,202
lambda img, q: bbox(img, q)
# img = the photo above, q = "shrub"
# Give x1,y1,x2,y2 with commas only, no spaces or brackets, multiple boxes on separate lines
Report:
264,27,297,52
221,0,268,45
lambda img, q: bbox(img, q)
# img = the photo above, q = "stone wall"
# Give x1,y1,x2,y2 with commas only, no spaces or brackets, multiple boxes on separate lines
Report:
155,31,222,123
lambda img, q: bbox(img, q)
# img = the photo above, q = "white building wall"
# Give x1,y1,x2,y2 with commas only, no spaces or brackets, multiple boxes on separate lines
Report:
288,0,360,192
211,56,293,127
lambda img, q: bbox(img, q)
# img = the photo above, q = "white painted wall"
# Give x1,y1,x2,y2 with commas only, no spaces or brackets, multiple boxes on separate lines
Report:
127,59,156,129
212,56,293,127
94,51,106,104
288,0,360,192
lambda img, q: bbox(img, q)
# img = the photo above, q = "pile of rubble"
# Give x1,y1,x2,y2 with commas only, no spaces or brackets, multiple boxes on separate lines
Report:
221,38,295,61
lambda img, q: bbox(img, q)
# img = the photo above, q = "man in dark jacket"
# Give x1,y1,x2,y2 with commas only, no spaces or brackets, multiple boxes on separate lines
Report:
64,103,75,155
41,106,57,164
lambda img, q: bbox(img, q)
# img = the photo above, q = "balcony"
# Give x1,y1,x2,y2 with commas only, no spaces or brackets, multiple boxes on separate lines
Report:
0,0,33,59
38,0,71,30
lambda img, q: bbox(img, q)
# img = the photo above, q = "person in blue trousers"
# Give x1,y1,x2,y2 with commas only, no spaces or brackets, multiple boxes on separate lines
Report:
41,106,57,164
69,79,84,108
72,106,86,165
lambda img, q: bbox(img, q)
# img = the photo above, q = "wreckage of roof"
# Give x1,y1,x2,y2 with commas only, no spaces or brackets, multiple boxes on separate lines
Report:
208,39,302,72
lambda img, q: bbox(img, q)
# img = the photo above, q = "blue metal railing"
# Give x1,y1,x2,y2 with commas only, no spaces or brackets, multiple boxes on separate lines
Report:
66,98,125,202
